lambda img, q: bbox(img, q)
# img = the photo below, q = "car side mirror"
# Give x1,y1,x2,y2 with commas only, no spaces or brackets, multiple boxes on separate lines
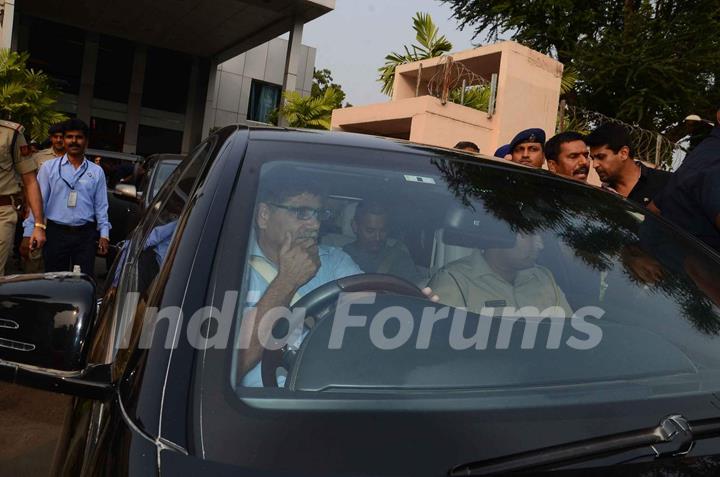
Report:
114,183,138,201
0,273,111,399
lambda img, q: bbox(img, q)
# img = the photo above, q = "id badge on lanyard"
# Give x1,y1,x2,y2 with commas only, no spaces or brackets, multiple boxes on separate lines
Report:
60,159,87,208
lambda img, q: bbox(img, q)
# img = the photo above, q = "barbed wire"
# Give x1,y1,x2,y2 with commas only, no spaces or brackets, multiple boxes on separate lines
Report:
425,56,490,106
420,57,680,169
559,104,680,170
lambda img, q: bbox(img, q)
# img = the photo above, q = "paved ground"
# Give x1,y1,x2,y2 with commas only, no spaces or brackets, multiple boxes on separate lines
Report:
0,257,110,476
0,383,71,476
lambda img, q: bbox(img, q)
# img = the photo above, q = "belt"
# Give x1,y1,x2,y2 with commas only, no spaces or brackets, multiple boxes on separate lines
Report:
0,195,13,207
47,219,97,233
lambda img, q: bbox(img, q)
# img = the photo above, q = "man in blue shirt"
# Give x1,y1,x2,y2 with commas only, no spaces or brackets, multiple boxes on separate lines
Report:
238,175,363,387
237,174,440,387
26,119,111,277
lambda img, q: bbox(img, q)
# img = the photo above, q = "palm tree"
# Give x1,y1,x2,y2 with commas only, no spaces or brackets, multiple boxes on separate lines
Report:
0,49,66,141
378,12,453,96
278,87,343,130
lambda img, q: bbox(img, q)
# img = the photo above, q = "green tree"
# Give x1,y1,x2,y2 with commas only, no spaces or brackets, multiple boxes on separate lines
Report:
0,49,66,141
272,67,349,128
442,0,720,135
378,12,453,96
278,87,343,130
311,68,351,108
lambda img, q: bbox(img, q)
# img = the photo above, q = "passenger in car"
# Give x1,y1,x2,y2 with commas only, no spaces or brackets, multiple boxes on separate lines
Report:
428,233,573,317
343,201,425,284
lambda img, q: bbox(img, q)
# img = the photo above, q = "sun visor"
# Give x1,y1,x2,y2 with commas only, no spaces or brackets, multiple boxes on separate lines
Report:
443,206,516,249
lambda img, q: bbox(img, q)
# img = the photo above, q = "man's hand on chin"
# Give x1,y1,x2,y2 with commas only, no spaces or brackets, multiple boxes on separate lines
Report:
277,232,320,290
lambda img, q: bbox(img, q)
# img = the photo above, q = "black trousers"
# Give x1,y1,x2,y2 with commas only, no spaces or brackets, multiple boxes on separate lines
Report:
44,220,98,278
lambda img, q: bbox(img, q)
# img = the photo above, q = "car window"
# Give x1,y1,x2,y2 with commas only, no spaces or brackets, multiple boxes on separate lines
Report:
195,141,720,472
105,140,213,367
150,161,179,200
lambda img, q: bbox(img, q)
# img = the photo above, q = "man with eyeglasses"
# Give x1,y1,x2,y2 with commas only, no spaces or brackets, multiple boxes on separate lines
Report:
238,174,439,387
237,174,363,387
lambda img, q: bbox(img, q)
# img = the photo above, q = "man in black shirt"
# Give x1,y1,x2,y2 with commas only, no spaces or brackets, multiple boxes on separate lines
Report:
586,123,670,207
653,106,720,252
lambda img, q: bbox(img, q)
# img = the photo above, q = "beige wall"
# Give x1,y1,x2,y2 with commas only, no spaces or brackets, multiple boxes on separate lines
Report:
491,43,562,150
332,41,563,157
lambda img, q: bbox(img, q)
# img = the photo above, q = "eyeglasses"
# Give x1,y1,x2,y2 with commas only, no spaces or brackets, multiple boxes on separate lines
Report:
269,203,334,221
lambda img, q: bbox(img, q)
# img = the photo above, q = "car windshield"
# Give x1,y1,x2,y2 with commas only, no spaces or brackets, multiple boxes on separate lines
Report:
192,137,720,472
196,138,720,392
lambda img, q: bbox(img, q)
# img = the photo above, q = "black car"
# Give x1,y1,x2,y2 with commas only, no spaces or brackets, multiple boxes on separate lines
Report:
105,154,183,268
3,127,720,476
108,153,184,244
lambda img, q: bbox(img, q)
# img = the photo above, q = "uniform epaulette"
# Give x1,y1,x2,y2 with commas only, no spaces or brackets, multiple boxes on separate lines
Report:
0,119,24,134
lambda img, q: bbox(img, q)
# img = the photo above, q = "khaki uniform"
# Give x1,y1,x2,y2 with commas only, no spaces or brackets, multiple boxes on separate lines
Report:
0,120,37,275
22,147,61,273
31,147,60,170
429,250,573,317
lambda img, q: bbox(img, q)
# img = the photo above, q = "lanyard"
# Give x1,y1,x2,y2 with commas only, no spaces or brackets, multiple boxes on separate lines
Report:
58,158,89,190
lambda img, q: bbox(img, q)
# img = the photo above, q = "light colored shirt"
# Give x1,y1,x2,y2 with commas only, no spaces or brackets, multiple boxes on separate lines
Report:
144,221,177,265
241,238,362,387
24,155,111,238
31,147,62,169
0,120,36,195
429,250,573,317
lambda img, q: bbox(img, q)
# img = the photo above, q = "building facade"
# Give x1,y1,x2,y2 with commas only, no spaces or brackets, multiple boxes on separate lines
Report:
206,37,315,133
2,0,333,156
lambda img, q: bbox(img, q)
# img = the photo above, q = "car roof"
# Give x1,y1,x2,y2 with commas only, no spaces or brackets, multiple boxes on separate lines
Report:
234,125,598,192
86,148,143,162
144,153,185,167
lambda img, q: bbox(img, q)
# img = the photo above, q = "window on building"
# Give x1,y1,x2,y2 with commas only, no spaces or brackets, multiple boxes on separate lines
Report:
141,48,193,114
136,125,183,156
25,16,84,94
94,35,135,103
247,80,281,123
90,117,126,152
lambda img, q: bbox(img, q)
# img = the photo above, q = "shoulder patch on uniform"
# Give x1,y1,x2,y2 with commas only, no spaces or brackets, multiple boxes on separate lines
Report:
0,119,24,133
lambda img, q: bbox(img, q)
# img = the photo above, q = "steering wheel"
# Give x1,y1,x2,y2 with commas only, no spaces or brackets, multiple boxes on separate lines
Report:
261,273,426,387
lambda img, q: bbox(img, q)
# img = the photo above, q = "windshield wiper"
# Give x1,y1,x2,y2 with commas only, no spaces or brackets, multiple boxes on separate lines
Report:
449,414,720,476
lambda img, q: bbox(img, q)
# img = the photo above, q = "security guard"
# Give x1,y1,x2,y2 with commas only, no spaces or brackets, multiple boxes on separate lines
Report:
31,121,65,169
508,128,546,168
20,122,65,272
0,119,46,275
429,233,573,317
27,119,110,278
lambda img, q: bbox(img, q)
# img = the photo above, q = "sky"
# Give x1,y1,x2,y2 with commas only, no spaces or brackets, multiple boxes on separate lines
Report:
300,0,484,106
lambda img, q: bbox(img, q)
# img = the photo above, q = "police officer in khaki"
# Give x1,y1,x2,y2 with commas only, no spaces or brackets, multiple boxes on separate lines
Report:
0,119,46,275
429,233,573,317
20,122,64,272
32,122,65,169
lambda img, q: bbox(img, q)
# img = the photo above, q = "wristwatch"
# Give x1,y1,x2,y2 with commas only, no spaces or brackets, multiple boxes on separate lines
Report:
34,223,47,230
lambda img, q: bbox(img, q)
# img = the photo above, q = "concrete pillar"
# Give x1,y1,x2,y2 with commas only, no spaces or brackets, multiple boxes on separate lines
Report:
77,32,99,123
123,45,147,153
279,16,304,127
182,57,210,152
0,0,16,50
201,58,219,138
